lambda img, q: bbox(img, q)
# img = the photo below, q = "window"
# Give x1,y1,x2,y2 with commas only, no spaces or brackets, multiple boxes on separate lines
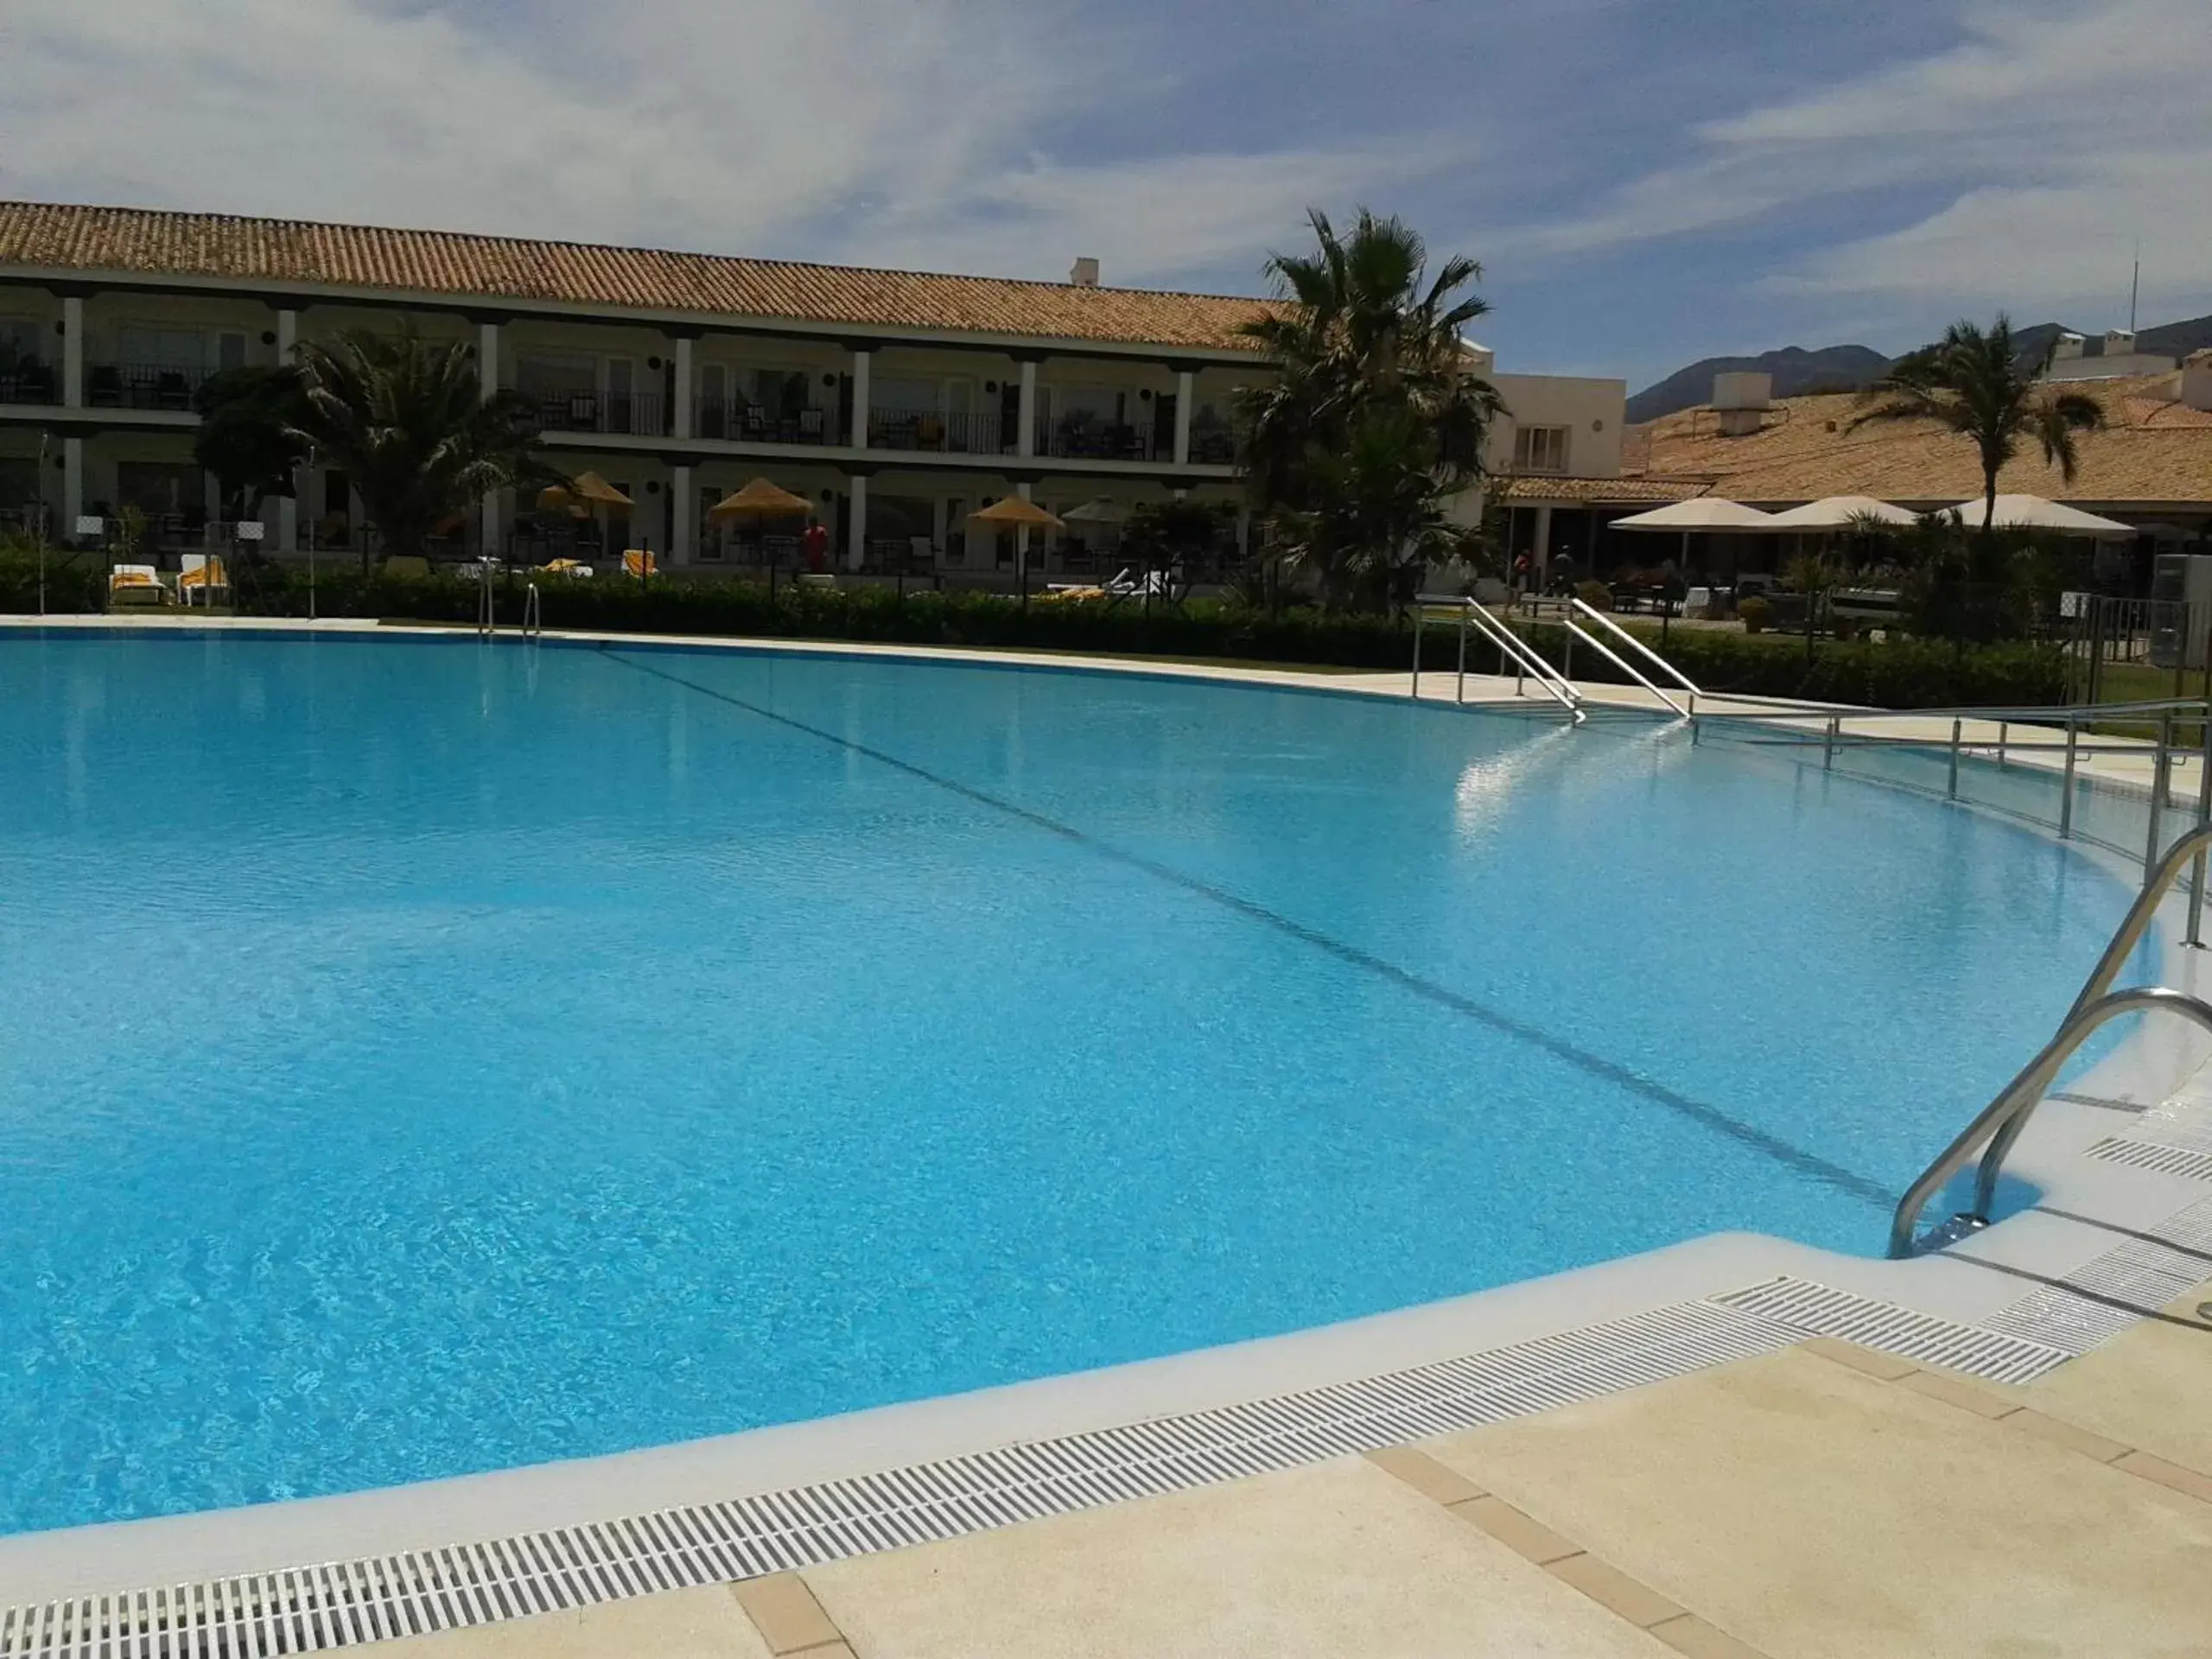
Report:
1513,424,1570,473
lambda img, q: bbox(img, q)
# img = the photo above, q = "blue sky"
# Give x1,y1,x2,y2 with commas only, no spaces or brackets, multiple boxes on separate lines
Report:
1,0,2204,388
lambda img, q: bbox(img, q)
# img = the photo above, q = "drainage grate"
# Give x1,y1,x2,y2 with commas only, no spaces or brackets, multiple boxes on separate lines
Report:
1711,1276,2073,1384
1982,1193,2212,1351
0,1298,1797,1659
2083,1135,2212,1183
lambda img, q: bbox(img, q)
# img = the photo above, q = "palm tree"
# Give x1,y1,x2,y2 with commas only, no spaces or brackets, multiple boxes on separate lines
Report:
289,328,549,572
1851,316,2104,534
1236,209,1503,608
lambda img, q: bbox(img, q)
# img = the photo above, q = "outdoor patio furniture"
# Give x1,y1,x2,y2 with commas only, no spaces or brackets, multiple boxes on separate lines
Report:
107,564,167,606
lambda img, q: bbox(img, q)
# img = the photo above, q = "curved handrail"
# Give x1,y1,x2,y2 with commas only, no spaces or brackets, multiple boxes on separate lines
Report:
1963,817,2212,1213
1561,617,1688,719
523,581,543,639
1414,596,1583,720
1568,597,1704,704
1891,985,2212,1256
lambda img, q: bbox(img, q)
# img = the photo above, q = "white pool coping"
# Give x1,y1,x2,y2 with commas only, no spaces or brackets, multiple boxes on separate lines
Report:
3,614,2209,1607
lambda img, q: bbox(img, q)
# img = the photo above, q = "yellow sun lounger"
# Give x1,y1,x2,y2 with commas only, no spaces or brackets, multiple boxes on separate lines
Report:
107,564,168,607
177,555,229,606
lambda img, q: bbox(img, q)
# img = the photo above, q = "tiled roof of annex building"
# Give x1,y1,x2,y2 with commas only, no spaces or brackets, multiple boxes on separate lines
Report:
1630,374,2212,510
0,201,1281,353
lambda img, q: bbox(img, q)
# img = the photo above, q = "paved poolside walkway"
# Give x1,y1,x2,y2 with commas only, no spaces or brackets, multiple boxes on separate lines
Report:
366,1278,2212,1658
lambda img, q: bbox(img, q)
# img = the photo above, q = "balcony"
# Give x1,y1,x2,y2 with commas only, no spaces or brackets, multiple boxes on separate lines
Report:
86,362,212,411
1033,414,1160,463
531,391,670,438
692,397,835,445
0,361,60,406
867,407,1009,454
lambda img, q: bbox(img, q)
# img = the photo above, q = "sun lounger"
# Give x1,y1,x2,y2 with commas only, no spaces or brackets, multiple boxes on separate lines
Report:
177,555,229,607
107,563,168,607
622,550,658,579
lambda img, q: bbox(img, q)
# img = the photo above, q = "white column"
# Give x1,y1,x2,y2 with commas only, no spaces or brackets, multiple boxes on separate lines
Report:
672,337,693,440
848,474,868,570
1533,505,1554,576
276,309,300,551
61,296,84,409
63,436,83,533
849,348,871,448
1017,361,1037,459
1173,369,1193,466
672,463,694,565
479,321,502,558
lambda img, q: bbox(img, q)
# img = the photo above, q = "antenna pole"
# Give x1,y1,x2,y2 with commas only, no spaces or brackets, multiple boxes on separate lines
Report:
2130,240,2140,334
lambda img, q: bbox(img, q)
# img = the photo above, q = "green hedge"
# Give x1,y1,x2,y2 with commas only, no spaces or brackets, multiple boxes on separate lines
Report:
0,553,106,614
4,559,2069,710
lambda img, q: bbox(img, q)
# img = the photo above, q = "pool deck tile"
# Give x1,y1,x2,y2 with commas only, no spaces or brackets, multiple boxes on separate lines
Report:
1545,1552,1688,1630
366,1584,773,1659
728,1573,849,1655
1417,1346,2212,1659
2007,1277,2212,1473
801,1456,1673,1658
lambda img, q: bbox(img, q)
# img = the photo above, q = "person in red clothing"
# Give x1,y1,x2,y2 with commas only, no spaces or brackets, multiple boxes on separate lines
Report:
801,516,830,574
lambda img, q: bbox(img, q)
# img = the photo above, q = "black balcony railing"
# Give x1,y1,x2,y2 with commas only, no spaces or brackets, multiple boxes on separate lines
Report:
693,397,836,445
1188,428,1236,465
1033,415,1157,462
531,391,670,437
0,362,60,406
86,362,212,411
867,407,1010,454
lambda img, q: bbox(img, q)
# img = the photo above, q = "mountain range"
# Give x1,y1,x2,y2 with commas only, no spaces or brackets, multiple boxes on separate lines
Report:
1625,313,2212,425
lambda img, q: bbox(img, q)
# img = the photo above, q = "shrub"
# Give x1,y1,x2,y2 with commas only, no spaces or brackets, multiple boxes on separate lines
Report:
1738,595,1771,633
1574,580,1611,611
7,561,2069,711
0,550,105,613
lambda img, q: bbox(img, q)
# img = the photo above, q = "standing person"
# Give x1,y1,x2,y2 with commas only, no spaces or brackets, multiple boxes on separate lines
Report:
801,515,829,575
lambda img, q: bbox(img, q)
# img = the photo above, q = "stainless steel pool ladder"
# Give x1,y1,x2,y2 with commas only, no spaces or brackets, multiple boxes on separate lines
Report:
1889,817,2212,1256
523,581,542,639
1411,595,1584,720
1564,597,1702,720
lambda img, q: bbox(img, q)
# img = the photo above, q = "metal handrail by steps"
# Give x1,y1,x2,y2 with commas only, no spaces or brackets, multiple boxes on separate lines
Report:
1889,817,2212,1256
1568,597,1702,719
1889,986,2212,1256
1411,594,1583,719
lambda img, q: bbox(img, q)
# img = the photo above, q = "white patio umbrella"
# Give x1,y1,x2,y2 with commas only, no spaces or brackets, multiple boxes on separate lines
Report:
1608,498,1781,532
1764,495,1919,530
1060,499,1128,524
1945,493,2133,537
1607,497,1780,572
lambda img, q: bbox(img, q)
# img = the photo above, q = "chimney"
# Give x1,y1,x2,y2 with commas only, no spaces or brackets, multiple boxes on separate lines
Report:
1069,257,1100,288
2054,331,2087,360
2181,347,2212,413
2104,327,2137,356
1712,371,1771,437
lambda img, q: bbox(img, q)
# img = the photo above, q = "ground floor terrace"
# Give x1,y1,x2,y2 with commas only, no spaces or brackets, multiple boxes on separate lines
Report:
0,429,1254,585
1499,491,2212,599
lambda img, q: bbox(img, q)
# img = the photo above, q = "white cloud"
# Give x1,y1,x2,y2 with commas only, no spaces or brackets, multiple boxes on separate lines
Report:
0,0,1427,289
1501,0,2212,321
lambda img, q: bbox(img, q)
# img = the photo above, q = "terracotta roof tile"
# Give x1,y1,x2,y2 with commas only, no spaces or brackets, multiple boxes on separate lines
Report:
0,200,1279,353
1631,378,2212,510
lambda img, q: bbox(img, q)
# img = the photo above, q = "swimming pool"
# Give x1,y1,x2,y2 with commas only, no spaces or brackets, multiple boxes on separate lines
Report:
0,631,2133,1535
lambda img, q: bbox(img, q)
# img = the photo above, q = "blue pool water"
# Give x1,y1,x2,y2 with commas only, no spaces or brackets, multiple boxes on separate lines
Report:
0,632,2133,1535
